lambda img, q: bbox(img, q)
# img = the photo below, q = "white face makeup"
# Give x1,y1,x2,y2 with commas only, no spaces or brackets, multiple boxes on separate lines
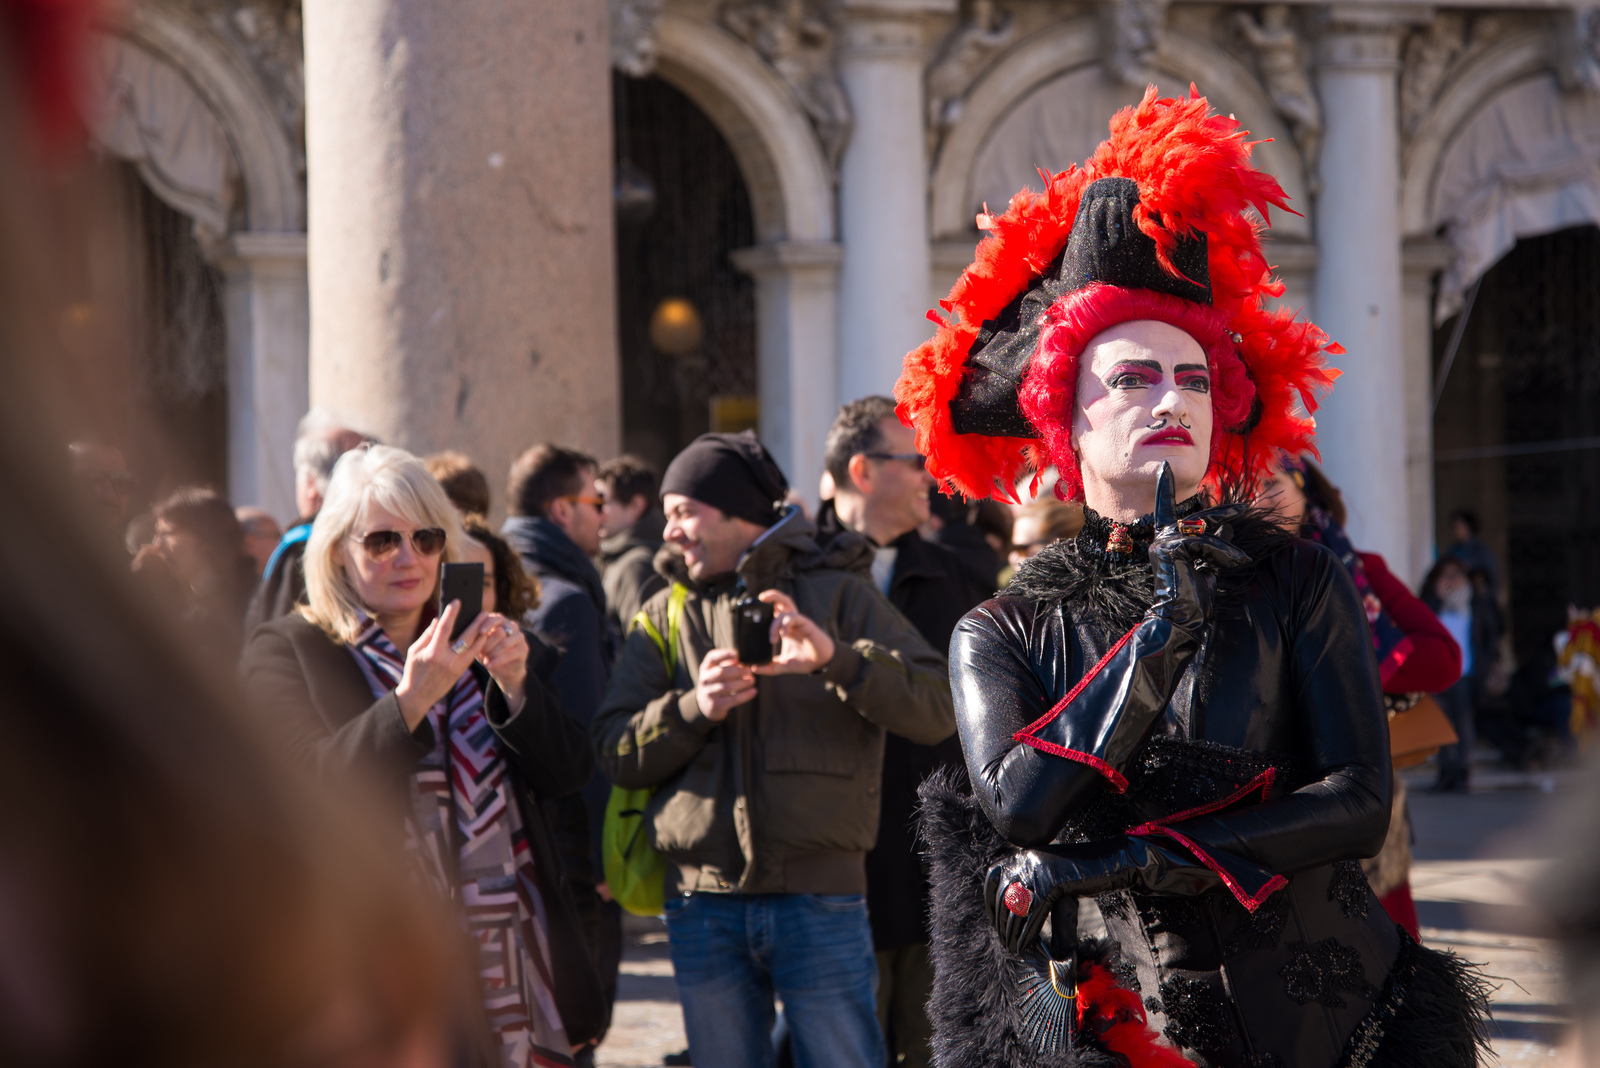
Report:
1071,320,1213,519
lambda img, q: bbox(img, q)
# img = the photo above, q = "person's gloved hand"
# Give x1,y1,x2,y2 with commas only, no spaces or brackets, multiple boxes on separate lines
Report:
983,836,1218,954
1147,462,1252,633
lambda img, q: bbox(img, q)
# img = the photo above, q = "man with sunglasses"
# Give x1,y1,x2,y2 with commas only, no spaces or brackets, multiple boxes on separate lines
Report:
69,439,135,536
502,442,622,1044
817,396,988,1068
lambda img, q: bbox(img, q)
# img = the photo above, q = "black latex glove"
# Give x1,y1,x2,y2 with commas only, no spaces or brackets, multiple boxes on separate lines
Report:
1147,465,1252,633
984,836,1221,954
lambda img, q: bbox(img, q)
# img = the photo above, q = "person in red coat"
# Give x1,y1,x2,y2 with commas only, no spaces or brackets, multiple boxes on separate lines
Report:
1257,455,1462,937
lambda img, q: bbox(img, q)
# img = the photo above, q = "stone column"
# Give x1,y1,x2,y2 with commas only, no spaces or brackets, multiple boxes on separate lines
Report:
732,241,844,508
304,0,619,507
834,0,953,403
220,232,309,523
1400,237,1454,585
1310,6,1421,568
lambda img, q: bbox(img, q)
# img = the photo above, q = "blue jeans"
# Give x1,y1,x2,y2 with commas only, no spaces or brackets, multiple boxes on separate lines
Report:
663,891,884,1068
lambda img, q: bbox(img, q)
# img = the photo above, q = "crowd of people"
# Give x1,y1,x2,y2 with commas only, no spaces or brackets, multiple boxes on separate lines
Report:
61,370,1579,1068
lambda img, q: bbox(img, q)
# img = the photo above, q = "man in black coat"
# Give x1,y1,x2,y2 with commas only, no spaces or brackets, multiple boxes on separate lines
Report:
500,443,623,1045
820,396,987,1068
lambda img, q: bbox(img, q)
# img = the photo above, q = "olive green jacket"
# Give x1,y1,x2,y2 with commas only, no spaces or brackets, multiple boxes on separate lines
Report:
592,508,956,896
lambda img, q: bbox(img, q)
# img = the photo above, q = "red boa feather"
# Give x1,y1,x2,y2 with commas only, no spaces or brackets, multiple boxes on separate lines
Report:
895,86,1340,501
1076,961,1197,1068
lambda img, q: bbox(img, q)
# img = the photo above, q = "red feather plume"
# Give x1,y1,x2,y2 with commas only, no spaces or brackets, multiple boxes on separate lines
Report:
1075,961,1196,1068
895,86,1341,502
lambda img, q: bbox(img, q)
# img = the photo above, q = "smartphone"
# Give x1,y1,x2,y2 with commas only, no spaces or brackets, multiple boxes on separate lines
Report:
732,595,775,666
438,561,484,641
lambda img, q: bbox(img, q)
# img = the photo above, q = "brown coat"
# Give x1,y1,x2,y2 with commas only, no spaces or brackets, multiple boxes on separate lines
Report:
592,509,956,897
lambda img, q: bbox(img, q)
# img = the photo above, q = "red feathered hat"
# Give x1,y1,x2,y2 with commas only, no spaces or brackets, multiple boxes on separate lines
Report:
894,86,1341,503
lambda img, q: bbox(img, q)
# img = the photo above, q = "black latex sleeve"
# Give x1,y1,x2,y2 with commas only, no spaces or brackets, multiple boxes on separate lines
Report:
954,526,1238,848
1153,549,1393,874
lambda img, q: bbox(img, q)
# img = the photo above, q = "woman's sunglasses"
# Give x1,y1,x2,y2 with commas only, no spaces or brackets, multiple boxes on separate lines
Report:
350,527,447,560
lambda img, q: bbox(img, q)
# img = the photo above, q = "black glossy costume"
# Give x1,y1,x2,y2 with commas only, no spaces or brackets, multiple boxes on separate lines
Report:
921,499,1490,1068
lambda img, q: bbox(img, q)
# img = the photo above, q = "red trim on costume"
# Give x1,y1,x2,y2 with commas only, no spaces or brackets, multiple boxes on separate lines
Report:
1135,826,1288,911
1012,624,1141,793
1014,738,1131,793
1124,770,1286,911
1126,768,1276,830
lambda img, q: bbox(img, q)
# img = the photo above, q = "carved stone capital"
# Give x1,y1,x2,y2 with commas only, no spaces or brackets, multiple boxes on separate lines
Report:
833,0,954,59
832,0,955,21
1314,5,1431,70
611,0,663,76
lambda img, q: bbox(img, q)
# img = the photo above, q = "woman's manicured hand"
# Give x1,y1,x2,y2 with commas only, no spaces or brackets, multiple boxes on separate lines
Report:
395,600,489,730
475,613,528,708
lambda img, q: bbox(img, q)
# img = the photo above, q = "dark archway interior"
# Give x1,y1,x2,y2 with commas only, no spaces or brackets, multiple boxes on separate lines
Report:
72,158,230,515
613,73,758,473
1433,225,1600,663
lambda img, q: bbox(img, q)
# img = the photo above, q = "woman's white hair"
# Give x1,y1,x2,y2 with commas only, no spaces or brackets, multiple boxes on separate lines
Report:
301,444,465,644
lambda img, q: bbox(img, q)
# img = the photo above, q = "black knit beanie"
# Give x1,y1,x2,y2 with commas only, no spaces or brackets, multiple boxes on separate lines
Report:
660,430,789,527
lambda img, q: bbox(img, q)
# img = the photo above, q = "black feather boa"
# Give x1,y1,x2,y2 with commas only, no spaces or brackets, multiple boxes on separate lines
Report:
918,767,1188,1068
1005,501,1296,642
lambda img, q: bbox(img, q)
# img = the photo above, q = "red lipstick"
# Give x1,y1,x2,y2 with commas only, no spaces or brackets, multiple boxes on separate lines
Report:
1142,427,1194,447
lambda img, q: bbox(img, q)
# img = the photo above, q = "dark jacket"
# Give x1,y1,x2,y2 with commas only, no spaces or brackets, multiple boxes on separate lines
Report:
818,504,986,949
239,613,609,1047
925,506,1485,1068
243,521,310,634
593,507,957,896
600,510,667,637
928,493,1003,597
503,515,616,868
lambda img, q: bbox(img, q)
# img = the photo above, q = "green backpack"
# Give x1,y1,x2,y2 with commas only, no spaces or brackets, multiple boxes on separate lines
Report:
602,583,688,917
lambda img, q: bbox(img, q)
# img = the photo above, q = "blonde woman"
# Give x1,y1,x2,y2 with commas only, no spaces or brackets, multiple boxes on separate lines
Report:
241,445,606,1067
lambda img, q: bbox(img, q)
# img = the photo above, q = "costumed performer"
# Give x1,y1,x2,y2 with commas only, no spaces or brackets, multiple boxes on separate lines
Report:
896,87,1491,1068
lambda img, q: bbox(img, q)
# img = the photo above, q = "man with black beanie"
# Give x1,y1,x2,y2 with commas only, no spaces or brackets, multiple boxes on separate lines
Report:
594,431,956,1068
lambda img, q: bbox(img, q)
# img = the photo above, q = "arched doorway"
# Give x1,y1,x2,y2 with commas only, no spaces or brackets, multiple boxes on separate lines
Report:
87,18,308,522
102,157,232,501
614,73,758,472
1432,225,1600,662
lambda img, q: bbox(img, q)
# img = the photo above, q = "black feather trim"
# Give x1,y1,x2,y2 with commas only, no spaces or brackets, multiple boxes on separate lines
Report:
919,767,1130,1068
1006,503,1295,642
1355,932,1494,1068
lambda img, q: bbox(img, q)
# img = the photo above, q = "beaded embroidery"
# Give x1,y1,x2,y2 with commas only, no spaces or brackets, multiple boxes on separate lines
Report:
1329,860,1372,919
1280,938,1375,1008
1159,974,1235,1052
1224,887,1290,957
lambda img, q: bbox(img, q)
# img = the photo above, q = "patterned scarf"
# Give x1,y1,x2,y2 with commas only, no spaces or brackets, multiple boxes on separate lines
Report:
350,621,574,1068
1277,456,1406,664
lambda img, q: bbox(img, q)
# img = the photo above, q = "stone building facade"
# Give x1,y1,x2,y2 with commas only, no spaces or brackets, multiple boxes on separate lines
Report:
92,0,1600,645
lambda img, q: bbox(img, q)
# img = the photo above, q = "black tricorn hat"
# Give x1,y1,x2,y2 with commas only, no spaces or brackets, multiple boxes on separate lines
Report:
949,176,1210,438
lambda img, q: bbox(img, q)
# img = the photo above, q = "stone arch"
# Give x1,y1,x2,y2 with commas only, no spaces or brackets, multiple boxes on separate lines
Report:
90,3,309,521
1400,30,1600,320
96,4,301,235
652,11,835,244
929,17,1311,241
1401,29,1550,238
647,12,841,507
